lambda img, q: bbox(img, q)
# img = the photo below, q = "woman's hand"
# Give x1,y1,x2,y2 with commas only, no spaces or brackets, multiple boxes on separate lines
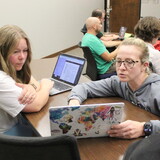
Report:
108,120,145,139
68,99,80,106
40,78,54,91
16,83,37,105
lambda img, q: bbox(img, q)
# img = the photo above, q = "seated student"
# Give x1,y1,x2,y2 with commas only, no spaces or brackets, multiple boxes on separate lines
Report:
81,8,121,48
81,17,117,78
69,38,160,139
134,16,160,74
0,25,53,135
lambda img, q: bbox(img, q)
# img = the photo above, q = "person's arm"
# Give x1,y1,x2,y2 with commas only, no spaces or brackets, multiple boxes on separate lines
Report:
29,76,41,91
108,119,160,139
102,40,122,48
21,78,53,112
108,120,145,139
16,76,41,105
68,99,81,106
100,47,118,62
0,74,28,117
101,36,113,41
0,72,53,117
92,38,118,62
101,34,119,41
150,120,160,134
68,77,119,105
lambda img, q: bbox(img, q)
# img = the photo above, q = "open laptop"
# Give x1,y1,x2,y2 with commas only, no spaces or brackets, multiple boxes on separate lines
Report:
49,54,85,96
113,26,127,41
118,26,127,40
49,102,124,138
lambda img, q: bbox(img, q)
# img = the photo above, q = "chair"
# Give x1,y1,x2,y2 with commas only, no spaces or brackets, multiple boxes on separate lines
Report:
81,46,98,81
0,134,81,160
106,46,116,53
78,42,116,81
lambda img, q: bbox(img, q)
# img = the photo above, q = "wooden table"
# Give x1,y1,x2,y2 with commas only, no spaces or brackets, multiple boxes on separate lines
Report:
26,57,160,160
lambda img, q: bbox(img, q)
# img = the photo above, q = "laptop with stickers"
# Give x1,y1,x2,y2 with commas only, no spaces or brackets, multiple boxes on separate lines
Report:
49,102,124,138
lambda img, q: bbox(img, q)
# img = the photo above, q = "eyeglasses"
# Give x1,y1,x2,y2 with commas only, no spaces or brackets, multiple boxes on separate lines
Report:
115,59,139,69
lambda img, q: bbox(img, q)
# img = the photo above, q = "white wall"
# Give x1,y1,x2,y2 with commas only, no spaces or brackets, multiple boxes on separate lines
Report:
141,0,160,18
0,0,103,59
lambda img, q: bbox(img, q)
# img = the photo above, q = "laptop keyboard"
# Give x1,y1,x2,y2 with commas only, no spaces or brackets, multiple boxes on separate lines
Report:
53,80,71,91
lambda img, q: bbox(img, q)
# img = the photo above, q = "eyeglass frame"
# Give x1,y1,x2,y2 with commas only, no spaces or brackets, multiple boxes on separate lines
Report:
114,59,139,69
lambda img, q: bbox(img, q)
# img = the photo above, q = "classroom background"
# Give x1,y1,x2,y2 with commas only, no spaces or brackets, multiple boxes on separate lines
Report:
0,0,159,59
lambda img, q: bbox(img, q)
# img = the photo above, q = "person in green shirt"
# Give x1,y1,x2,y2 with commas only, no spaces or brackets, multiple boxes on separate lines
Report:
82,17,117,77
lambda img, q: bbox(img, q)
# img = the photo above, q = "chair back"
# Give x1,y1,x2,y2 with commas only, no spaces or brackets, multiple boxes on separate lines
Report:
78,42,117,80
81,46,98,81
0,134,81,160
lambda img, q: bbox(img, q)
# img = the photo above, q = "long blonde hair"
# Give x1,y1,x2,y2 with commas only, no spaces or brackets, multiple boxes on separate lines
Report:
0,25,32,83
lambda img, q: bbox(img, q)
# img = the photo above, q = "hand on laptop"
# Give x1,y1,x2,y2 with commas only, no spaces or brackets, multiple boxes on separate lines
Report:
68,99,80,106
40,78,54,91
107,120,145,139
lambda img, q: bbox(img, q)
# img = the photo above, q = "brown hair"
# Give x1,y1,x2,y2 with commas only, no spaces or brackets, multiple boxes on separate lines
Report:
0,25,32,83
134,16,160,43
91,9,105,18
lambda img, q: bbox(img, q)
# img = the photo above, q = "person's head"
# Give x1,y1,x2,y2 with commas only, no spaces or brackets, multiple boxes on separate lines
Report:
0,25,32,83
115,38,149,84
134,16,160,44
86,17,102,34
91,9,105,24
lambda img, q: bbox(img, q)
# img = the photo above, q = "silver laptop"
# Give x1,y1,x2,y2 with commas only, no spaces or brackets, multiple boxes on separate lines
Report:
118,26,127,40
49,102,124,138
49,54,85,96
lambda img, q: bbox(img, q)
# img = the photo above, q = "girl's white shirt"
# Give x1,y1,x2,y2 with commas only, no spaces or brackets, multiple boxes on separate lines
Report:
0,71,25,133
147,43,160,75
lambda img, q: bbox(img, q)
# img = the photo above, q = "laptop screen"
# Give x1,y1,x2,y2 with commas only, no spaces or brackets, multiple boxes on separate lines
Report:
52,54,85,85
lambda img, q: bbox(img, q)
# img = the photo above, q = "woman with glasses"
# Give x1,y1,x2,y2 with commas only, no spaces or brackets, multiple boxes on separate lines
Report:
68,37,160,139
